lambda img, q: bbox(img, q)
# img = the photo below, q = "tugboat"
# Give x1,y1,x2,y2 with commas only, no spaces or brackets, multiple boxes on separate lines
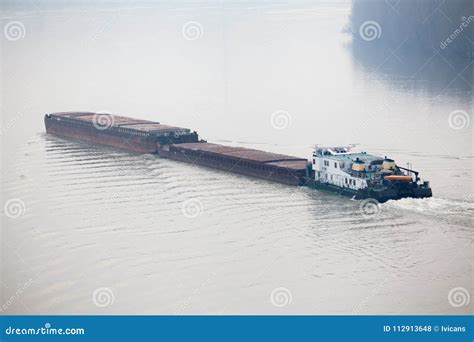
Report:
306,145,432,202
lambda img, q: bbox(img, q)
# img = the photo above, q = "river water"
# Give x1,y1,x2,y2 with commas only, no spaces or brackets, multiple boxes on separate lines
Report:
1,1,472,314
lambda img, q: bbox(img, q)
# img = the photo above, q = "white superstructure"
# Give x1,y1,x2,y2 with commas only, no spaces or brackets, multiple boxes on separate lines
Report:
311,146,389,191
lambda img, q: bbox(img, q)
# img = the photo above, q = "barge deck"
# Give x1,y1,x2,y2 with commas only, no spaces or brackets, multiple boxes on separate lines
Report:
161,143,308,185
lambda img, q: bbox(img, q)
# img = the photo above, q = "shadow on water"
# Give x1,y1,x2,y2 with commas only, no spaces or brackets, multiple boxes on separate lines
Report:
348,0,473,96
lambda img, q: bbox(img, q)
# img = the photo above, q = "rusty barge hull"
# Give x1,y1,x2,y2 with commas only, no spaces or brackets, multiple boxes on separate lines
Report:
45,115,158,153
44,112,199,153
44,112,309,186
161,143,308,186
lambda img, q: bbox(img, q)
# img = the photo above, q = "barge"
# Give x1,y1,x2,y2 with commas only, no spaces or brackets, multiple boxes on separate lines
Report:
160,143,307,186
44,112,199,153
44,112,432,201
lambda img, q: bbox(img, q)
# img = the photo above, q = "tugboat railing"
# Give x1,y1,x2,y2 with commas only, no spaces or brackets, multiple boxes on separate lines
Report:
397,165,419,177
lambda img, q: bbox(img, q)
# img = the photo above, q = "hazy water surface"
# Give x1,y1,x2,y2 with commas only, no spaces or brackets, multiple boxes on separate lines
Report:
1,2,472,314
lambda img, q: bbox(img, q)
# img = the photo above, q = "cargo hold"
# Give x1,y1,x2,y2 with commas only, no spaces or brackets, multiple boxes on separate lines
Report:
160,142,308,185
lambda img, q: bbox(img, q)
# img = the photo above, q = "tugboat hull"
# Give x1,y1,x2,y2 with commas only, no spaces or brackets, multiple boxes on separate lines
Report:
305,179,432,203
